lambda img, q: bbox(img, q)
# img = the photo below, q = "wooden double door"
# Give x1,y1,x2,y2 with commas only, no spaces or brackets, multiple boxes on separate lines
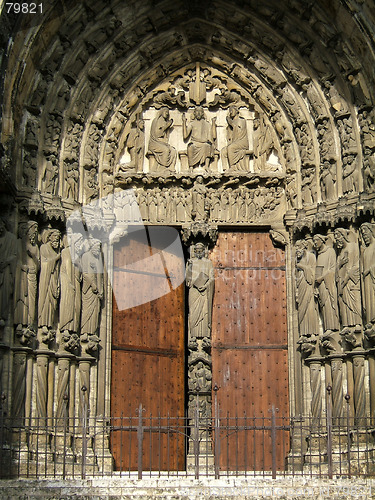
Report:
111,229,289,471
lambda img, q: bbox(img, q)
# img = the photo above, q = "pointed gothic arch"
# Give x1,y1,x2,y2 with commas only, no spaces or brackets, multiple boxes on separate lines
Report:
1,0,375,476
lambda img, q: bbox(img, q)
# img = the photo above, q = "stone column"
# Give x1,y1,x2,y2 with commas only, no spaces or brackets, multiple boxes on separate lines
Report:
368,350,375,426
56,354,73,426
35,351,50,424
181,224,217,472
329,354,345,425
352,352,366,425
306,357,323,428
78,357,93,422
11,348,31,424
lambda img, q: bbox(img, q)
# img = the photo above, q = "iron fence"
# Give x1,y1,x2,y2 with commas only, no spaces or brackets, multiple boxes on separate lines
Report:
1,398,375,479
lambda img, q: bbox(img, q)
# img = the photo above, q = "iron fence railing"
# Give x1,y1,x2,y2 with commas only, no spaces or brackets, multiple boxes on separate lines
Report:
1,397,375,479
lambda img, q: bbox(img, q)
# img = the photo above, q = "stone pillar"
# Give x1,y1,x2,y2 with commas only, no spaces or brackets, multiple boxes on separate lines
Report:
35,351,50,423
368,350,375,426
78,357,93,421
352,352,366,425
11,348,31,424
56,354,72,426
306,357,323,427
181,225,217,472
329,355,345,425
69,361,77,431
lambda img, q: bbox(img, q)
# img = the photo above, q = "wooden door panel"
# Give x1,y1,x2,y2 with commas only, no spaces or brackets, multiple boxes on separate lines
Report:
111,229,185,471
210,231,289,471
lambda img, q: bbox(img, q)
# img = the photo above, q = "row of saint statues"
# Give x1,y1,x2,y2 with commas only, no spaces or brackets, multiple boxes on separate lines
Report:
121,105,251,173
1,220,104,349
295,223,375,353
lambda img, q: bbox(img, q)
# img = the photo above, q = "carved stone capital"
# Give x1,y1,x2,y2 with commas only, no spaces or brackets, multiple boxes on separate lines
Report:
181,222,218,246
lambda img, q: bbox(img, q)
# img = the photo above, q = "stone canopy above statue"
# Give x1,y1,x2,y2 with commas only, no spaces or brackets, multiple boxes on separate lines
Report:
114,63,283,178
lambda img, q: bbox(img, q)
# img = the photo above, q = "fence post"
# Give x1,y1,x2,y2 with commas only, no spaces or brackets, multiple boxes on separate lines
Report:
81,385,87,480
213,384,220,479
345,394,351,478
271,405,277,479
137,404,143,480
326,385,333,479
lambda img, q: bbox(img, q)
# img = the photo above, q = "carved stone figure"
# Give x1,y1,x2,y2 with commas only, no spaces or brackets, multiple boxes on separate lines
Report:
221,106,249,171
295,240,319,337
363,145,375,193
337,116,357,151
64,161,79,200
182,107,216,170
14,221,40,329
38,229,61,330
41,153,59,194
320,159,336,201
186,243,214,341
313,234,340,333
360,223,375,338
189,361,212,392
342,154,358,194
334,228,362,328
59,233,84,335
44,115,62,148
253,115,274,171
191,176,207,221
85,168,99,203
125,118,145,171
0,220,17,326
301,167,316,205
148,107,177,170
81,239,103,336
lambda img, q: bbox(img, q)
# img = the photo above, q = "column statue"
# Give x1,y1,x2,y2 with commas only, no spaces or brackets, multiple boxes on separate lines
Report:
360,223,375,336
334,228,362,328
186,243,214,342
81,239,103,344
313,234,340,350
59,232,84,337
295,240,319,337
14,221,40,334
38,229,61,333
0,219,17,328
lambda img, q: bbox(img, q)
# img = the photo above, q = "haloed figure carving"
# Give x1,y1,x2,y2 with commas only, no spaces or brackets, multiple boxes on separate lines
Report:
14,221,40,332
334,228,362,329
81,239,103,338
295,240,319,337
38,229,61,334
148,107,177,170
186,243,214,342
182,107,216,170
221,106,249,171
313,234,340,335
360,223,375,335
59,232,84,336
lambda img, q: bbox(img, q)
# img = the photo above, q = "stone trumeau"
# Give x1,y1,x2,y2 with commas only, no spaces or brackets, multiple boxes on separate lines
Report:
0,0,375,478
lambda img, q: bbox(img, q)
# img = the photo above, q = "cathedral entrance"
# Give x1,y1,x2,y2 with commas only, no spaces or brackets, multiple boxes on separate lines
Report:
210,231,289,471
110,228,289,472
